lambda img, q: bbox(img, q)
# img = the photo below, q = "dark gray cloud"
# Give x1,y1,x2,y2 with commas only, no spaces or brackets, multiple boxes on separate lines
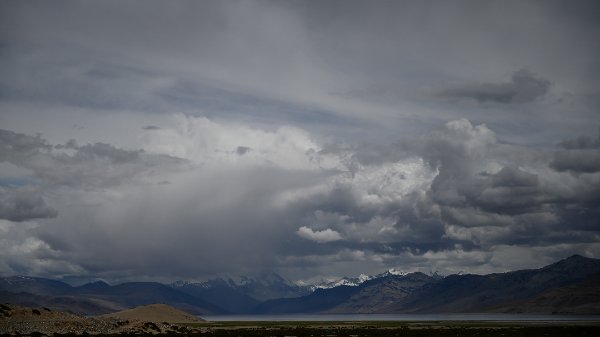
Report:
0,129,52,160
292,120,599,267
551,149,600,173
559,132,600,149
0,187,57,222
2,0,598,145
551,131,600,173
0,129,187,188
439,69,551,104
269,120,599,278
236,146,251,155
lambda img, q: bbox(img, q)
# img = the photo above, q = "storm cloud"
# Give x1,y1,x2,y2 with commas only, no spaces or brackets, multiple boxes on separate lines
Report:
0,187,57,222
1,0,599,282
3,118,597,280
0,129,186,188
439,69,551,104
551,131,600,173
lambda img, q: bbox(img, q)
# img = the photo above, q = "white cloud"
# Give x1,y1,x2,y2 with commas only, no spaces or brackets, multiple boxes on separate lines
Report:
296,226,342,243
140,114,340,171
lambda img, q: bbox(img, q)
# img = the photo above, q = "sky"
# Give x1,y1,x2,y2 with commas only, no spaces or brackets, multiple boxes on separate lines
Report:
0,0,599,284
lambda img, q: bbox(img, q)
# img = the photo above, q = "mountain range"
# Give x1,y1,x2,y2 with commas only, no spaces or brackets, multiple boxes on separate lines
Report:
169,271,308,313
1,255,599,315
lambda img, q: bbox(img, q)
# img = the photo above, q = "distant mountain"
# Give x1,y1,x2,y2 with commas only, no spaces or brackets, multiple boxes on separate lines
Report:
0,272,305,315
171,279,259,314
2,255,599,315
171,271,309,307
327,272,436,313
0,278,225,315
490,274,600,314
255,272,434,314
231,271,310,301
254,255,600,314
0,290,123,315
308,274,374,291
71,281,225,315
304,268,442,292
384,254,600,314
255,284,360,314
375,268,411,278
0,276,72,296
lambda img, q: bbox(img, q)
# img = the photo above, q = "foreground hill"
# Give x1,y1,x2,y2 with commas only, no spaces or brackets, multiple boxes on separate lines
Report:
99,303,204,323
0,303,204,335
0,303,129,335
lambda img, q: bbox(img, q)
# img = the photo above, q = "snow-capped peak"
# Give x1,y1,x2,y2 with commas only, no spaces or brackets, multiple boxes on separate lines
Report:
309,273,374,291
374,268,408,278
357,273,372,283
387,268,408,276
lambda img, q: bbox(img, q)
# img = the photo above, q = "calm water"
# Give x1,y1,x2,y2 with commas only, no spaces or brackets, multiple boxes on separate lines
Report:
203,313,600,322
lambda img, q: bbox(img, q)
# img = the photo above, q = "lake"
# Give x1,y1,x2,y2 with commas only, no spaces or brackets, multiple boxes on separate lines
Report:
203,313,600,322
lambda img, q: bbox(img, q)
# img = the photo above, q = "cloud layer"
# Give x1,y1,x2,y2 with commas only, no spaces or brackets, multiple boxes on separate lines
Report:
1,0,600,281
1,117,598,281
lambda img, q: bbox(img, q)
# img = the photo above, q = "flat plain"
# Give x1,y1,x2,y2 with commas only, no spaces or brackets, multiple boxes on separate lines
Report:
173,320,600,337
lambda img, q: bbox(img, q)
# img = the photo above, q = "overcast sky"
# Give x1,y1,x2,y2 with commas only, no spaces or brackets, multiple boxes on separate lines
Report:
1,0,599,284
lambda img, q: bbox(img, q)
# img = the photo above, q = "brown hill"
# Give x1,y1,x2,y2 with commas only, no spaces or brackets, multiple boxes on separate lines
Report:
100,303,205,323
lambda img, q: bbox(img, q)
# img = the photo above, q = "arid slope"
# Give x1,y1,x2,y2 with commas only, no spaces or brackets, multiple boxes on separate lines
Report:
100,303,204,323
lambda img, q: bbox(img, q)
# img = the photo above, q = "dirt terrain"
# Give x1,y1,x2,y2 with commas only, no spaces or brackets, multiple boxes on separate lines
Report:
2,303,600,336
100,303,204,323
0,303,199,335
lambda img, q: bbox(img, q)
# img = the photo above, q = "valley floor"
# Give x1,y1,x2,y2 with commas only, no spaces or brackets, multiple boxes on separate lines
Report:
181,320,600,337
3,320,600,336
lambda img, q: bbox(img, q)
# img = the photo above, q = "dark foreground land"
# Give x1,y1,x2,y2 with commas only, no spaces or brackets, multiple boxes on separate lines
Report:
180,320,600,337
6,321,598,337
2,305,600,336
